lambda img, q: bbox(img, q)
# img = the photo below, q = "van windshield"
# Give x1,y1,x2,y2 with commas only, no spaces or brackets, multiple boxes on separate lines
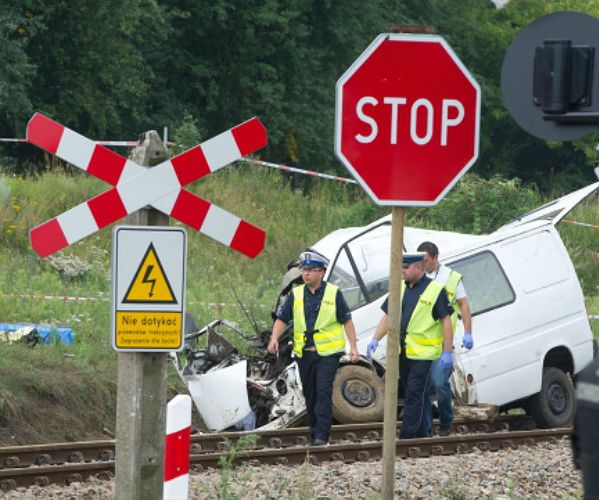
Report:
328,224,391,310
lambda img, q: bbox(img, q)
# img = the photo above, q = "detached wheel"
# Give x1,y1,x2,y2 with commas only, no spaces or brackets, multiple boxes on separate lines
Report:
332,365,384,423
528,367,575,428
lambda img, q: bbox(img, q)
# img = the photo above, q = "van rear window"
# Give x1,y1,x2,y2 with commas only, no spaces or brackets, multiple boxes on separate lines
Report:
449,251,515,315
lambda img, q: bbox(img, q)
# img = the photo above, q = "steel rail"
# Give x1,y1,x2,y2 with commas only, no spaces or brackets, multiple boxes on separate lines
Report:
0,427,570,491
1,415,534,469
190,427,571,469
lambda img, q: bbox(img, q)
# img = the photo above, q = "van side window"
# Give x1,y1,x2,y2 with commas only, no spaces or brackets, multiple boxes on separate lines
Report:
328,248,366,310
449,251,515,315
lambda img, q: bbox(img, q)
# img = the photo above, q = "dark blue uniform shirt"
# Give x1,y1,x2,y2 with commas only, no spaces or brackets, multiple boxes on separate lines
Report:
381,275,453,344
277,281,351,348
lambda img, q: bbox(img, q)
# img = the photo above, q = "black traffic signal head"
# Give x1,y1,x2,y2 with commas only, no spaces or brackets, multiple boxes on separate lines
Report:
502,11,599,141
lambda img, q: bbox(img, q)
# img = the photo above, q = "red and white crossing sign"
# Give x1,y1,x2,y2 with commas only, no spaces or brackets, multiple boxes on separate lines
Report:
26,113,267,258
335,34,481,206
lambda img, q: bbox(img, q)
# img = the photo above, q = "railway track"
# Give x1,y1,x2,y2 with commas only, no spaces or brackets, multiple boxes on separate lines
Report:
0,415,569,491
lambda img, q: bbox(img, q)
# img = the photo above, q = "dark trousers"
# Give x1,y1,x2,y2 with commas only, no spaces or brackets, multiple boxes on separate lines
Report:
424,358,454,434
399,349,432,439
581,456,599,500
296,350,340,442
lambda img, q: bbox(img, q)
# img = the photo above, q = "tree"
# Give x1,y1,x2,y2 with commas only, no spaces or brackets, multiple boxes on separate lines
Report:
0,2,43,137
25,0,151,139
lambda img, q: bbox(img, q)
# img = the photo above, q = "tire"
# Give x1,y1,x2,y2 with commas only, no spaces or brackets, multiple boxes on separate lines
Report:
332,365,384,423
528,367,575,428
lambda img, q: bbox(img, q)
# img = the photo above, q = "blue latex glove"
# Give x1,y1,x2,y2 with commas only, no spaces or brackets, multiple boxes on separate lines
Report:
463,332,473,350
440,351,453,374
367,338,379,359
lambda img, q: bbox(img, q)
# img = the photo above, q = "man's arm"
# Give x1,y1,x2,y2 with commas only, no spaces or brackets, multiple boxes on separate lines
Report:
456,297,472,333
343,319,360,362
268,319,287,354
365,313,388,359
441,314,453,352
374,313,388,341
268,290,294,354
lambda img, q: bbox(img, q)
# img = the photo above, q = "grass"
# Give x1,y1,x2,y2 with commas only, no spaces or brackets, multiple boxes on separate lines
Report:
586,296,599,338
0,163,596,443
216,434,258,500
559,199,599,338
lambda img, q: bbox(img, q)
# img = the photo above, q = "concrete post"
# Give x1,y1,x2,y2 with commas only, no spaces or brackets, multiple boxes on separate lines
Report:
115,131,170,500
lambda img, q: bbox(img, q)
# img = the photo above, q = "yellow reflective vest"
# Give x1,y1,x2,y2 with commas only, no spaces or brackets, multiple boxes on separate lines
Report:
442,269,463,331
403,280,445,361
292,283,345,358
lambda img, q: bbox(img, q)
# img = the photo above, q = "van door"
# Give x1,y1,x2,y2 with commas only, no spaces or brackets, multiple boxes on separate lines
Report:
447,249,517,406
327,222,392,358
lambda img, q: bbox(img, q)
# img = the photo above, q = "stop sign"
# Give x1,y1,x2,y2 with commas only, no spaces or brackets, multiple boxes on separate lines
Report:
335,34,481,206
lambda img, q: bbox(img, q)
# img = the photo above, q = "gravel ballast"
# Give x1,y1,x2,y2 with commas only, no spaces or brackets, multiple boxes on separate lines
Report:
0,437,583,499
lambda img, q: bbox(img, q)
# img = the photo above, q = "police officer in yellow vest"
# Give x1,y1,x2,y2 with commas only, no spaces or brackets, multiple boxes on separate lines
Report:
367,252,454,439
418,241,473,436
268,251,359,445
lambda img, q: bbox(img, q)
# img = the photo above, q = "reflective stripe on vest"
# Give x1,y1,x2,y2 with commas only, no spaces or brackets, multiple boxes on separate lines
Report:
443,270,462,331
292,283,345,358
404,280,444,360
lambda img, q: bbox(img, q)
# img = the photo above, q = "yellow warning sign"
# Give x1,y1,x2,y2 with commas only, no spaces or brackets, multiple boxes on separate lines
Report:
115,311,182,349
123,243,177,304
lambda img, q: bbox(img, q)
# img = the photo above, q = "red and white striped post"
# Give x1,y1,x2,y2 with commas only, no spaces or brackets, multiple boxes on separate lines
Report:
163,395,192,500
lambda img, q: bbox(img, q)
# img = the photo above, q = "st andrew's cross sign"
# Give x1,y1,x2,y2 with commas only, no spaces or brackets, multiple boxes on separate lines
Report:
26,113,268,258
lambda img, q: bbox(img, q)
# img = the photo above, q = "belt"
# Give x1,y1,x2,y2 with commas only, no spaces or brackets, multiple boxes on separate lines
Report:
303,346,317,352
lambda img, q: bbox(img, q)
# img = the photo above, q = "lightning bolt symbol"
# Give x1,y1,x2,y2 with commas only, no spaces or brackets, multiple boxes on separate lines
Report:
142,265,157,297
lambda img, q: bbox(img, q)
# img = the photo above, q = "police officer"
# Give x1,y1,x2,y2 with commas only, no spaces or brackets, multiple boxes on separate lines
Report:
572,356,599,499
268,251,359,445
366,252,453,439
418,241,473,436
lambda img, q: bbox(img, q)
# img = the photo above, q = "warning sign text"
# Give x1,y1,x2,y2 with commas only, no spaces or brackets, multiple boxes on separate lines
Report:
115,311,182,349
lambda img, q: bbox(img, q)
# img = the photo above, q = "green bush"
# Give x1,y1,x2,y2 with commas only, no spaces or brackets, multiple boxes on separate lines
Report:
412,174,542,234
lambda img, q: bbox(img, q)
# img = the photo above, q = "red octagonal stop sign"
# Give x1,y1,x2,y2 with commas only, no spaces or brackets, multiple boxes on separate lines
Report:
335,34,480,206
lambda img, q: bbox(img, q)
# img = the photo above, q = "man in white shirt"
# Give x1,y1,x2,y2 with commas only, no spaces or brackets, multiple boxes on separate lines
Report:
417,241,473,436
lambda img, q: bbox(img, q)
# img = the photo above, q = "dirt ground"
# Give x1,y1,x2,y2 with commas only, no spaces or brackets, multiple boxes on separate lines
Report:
0,390,116,447
0,385,207,447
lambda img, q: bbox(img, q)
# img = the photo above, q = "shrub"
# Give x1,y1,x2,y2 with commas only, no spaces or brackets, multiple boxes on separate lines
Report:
412,174,542,234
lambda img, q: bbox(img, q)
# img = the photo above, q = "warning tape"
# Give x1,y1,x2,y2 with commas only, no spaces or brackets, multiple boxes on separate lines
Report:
3,137,356,185
562,219,599,229
1,137,139,147
1,292,267,308
241,158,358,184
2,292,107,302
3,292,594,318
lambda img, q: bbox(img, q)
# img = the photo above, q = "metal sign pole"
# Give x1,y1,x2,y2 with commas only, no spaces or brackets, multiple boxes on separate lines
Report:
381,206,405,499
115,131,170,500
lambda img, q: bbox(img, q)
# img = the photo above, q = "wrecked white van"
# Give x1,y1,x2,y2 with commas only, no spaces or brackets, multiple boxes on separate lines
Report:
176,181,598,431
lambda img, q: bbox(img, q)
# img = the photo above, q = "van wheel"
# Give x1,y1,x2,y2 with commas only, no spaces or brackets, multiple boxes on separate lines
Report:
528,367,575,428
332,365,384,423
